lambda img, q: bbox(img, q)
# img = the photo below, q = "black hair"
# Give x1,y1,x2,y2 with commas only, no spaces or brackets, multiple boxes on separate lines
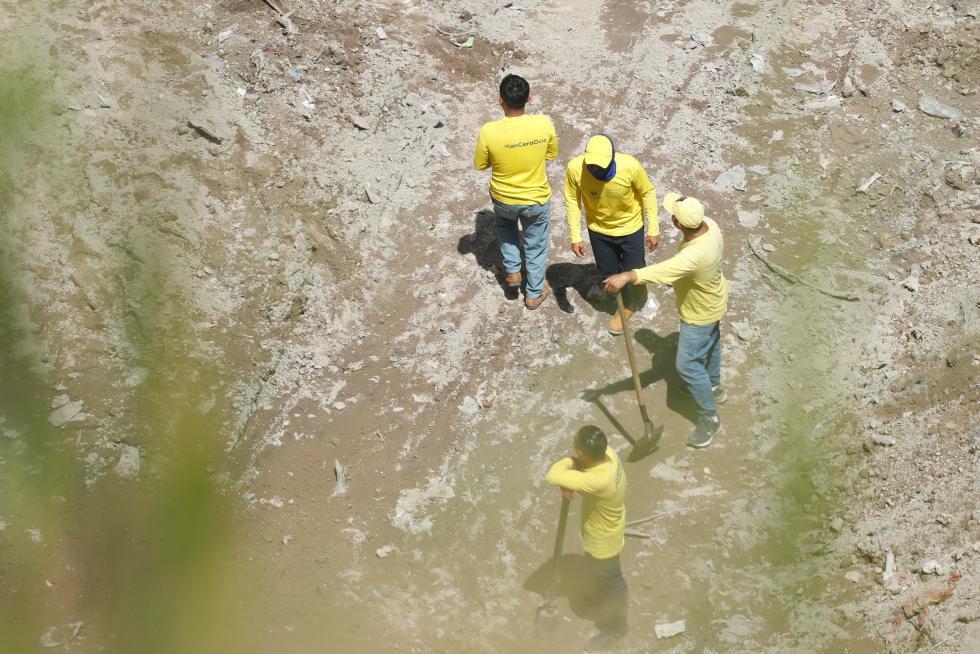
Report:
499,74,530,109
575,425,607,461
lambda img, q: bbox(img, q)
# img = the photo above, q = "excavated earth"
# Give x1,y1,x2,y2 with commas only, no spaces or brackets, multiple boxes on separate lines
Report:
1,0,978,653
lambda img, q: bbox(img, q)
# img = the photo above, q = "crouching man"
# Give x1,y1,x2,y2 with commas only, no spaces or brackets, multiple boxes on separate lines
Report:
545,426,628,651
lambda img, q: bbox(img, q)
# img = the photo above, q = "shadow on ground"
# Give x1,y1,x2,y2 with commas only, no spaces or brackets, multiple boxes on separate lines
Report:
523,553,598,622
457,208,518,300
582,328,699,427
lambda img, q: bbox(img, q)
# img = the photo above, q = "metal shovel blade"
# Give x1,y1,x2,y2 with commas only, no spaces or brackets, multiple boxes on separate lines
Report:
535,599,560,635
626,422,663,462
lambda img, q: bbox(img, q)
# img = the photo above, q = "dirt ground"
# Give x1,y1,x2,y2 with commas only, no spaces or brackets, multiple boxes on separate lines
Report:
1,0,978,652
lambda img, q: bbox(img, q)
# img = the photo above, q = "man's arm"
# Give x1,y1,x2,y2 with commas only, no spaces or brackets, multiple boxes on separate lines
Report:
545,118,558,161
564,165,585,248
473,129,490,171
634,165,660,249
604,251,698,292
546,457,605,495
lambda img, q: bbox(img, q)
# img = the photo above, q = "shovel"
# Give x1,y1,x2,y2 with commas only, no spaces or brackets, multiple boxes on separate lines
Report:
535,495,570,635
615,291,663,462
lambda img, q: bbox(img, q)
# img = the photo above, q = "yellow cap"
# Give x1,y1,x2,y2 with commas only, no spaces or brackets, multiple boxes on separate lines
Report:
663,192,705,228
583,135,613,168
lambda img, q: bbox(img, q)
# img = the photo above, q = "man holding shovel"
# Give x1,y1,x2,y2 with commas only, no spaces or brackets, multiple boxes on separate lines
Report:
564,134,659,334
474,74,558,309
546,426,628,651
604,193,729,448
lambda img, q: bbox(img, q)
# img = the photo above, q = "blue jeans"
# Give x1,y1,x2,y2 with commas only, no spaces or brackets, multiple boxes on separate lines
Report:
491,198,551,298
676,320,721,419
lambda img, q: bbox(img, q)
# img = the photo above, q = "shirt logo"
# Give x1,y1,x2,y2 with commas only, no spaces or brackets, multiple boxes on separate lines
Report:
504,138,547,149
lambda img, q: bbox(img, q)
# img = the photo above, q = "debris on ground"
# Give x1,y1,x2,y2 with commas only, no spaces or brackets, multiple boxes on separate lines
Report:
655,620,686,639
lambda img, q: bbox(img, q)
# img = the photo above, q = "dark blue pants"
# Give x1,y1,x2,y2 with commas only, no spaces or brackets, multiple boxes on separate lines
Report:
588,227,647,308
586,553,628,633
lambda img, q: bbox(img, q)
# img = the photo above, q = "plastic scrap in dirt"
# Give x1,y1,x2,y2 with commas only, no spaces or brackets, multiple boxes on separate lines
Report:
918,95,964,121
452,36,475,48
883,551,911,594
687,32,711,49
920,560,946,576
794,81,835,96
48,400,83,427
376,27,388,40
655,620,686,639
856,172,881,193
365,187,381,204
40,622,83,648
331,460,349,497
894,577,958,627
282,534,294,545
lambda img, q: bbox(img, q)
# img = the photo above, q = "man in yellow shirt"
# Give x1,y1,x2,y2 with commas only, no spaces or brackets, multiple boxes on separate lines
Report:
546,426,628,651
604,193,729,448
564,135,660,334
474,74,558,310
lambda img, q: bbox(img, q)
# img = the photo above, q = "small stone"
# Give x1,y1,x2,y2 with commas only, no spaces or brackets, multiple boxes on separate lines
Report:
349,113,374,131
918,95,965,121
267,251,280,261
650,462,687,483
921,559,945,575
830,517,845,532
845,571,863,583
737,209,760,228
114,445,140,478
761,243,776,252
365,187,381,204
872,434,896,447
716,166,747,191
891,99,907,112
376,545,394,558
655,620,686,639
187,114,224,143
48,401,83,427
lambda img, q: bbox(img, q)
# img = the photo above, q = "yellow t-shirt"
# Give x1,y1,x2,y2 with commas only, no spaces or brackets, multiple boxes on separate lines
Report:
545,447,626,560
563,153,658,243
473,114,558,205
633,217,729,325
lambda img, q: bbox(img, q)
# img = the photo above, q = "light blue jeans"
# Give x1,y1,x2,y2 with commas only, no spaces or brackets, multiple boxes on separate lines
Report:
676,320,721,419
491,198,551,299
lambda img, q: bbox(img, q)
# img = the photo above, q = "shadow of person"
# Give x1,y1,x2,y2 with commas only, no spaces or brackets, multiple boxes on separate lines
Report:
457,208,517,299
523,552,596,620
545,261,615,315
582,327,699,426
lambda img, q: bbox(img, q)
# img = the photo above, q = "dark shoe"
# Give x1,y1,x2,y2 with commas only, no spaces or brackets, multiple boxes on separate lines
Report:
525,287,550,310
504,271,522,287
688,414,721,448
680,383,727,404
585,628,627,652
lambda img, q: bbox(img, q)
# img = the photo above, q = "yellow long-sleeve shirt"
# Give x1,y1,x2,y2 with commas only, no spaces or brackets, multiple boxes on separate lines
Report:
545,447,626,560
473,114,558,205
563,153,658,243
633,217,729,325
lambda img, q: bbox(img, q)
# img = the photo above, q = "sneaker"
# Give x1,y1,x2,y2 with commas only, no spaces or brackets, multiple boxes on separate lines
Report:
607,307,634,335
680,384,727,404
503,271,522,287
688,414,721,448
585,628,627,652
525,286,550,310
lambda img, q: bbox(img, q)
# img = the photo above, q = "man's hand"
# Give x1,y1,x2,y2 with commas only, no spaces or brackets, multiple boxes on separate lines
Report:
604,270,637,293
645,234,661,251
571,242,587,258
561,487,575,499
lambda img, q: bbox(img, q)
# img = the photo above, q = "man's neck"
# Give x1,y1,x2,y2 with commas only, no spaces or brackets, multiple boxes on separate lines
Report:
502,108,525,118
683,223,709,242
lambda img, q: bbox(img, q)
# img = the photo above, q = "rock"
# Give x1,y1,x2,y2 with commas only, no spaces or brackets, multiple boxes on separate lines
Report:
48,400,83,427
794,81,834,96
872,434,896,447
944,164,975,191
716,166,747,191
750,53,768,74
891,99,908,112
731,320,757,342
737,209,760,228
921,559,945,575
650,462,687,483
845,571,863,583
655,620,686,639
690,33,711,47
187,114,223,143
376,545,394,558
918,95,965,121
114,445,140,478
365,187,381,204
349,113,374,131
830,517,844,532
842,75,856,98
761,243,775,252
